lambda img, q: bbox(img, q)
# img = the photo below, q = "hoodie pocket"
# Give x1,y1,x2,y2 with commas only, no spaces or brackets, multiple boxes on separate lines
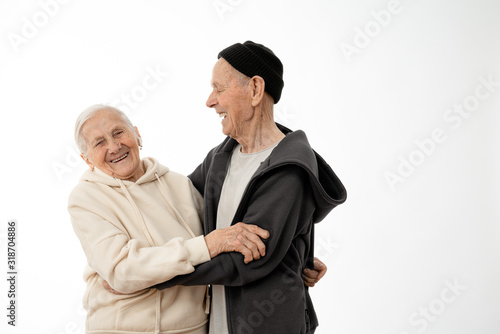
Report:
115,290,157,331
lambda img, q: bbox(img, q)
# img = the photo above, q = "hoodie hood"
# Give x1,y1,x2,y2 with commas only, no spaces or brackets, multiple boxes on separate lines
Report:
80,157,169,187
267,124,346,223
218,123,347,223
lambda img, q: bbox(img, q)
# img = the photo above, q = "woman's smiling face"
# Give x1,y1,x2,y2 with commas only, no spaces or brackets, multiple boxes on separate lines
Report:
81,108,143,182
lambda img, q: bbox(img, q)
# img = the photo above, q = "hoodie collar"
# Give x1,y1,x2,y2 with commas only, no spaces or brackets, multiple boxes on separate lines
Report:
81,157,169,186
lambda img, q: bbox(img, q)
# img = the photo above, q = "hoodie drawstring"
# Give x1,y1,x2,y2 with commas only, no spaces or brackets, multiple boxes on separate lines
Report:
155,292,161,334
155,172,197,238
116,178,161,333
155,173,211,325
116,179,156,246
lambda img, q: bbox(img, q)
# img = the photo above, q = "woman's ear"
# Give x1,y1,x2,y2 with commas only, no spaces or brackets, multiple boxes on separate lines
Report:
134,126,142,148
250,76,266,107
81,153,94,171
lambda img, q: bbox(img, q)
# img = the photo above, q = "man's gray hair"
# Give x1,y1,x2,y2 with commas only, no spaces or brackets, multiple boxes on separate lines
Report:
74,104,134,156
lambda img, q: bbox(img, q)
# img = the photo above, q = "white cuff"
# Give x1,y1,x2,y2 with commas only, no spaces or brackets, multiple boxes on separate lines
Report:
184,235,211,266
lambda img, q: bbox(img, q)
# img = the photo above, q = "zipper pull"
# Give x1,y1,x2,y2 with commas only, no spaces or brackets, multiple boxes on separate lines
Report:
204,286,211,314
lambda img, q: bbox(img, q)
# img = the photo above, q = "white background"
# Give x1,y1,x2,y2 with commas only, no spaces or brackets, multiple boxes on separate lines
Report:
1,0,499,333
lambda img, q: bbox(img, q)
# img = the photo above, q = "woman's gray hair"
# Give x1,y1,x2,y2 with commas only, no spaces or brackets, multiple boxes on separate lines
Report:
75,104,135,156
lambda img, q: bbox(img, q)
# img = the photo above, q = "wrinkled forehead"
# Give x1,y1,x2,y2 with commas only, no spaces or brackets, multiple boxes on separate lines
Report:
82,109,129,138
211,58,239,84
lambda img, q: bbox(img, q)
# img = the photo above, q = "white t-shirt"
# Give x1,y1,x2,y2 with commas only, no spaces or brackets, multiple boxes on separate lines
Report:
209,142,279,334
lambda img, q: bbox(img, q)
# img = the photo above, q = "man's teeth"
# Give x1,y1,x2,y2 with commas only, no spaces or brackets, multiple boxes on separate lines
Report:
219,112,228,118
111,153,129,163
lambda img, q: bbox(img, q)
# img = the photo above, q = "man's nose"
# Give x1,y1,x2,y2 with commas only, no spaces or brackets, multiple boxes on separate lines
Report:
206,90,217,108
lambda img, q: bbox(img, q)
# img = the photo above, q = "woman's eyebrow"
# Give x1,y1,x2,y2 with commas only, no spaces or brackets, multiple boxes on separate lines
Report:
89,133,104,142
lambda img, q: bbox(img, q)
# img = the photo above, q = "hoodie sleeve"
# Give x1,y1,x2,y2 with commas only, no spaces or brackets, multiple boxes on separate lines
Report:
68,187,210,294
154,165,316,289
188,146,217,195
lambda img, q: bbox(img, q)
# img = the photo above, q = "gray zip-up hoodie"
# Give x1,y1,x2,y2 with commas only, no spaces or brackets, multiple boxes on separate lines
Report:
155,124,347,334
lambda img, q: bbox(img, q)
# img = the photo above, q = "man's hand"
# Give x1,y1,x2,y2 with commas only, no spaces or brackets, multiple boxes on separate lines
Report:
302,257,327,287
101,279,141,295
204,222,270,264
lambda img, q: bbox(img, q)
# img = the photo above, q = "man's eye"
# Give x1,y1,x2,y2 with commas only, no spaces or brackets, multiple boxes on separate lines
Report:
114,131,123,136
95,141,103,147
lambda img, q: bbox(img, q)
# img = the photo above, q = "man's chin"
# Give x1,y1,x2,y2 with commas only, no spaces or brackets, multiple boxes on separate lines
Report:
221,127,231,137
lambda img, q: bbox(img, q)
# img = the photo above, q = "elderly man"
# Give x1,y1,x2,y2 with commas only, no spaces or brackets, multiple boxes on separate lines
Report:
156,41,347,334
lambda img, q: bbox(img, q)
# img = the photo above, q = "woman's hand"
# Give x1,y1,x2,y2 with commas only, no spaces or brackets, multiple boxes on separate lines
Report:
204,222,270,264
302,257,327,287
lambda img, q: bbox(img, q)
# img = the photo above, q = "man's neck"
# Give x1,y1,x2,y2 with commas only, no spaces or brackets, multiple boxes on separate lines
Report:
236,120,285,154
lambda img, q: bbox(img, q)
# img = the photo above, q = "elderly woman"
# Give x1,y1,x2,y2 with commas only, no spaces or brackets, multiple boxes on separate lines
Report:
68,104,269,334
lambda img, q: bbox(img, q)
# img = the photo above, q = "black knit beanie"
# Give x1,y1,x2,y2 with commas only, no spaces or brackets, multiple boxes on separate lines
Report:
218,41,284,104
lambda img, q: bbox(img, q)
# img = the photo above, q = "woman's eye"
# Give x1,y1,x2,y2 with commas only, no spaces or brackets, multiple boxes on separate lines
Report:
95,141,103,147
114,131,123,136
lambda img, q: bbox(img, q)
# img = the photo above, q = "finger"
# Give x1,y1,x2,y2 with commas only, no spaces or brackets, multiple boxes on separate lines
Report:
313,257,326,270
102,280,112,291
239,223,270,239
304,281,315,287
302,268,319,280
241,247,253,264
237,234,262,260
317,268,326,281
313,257,327,280
301,274,316,287
103,281,124,295
301,273,318,284
252,226,270,239
231,238,254,264
241,231,267,257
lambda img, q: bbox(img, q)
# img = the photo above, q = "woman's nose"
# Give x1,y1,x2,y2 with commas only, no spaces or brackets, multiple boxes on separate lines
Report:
107,140,121,153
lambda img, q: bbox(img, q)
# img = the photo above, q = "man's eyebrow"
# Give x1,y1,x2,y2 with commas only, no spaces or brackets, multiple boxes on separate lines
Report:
212,81,229,89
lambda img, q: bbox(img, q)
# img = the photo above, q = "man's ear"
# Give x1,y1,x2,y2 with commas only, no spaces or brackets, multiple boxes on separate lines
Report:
250,76,266,107
81,153,94,171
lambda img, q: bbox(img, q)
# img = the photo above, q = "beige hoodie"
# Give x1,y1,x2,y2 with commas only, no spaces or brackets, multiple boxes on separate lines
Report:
68,157,210,334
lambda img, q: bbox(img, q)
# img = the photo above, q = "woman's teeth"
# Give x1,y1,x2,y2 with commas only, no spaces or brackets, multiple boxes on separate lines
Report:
111,153,129,163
